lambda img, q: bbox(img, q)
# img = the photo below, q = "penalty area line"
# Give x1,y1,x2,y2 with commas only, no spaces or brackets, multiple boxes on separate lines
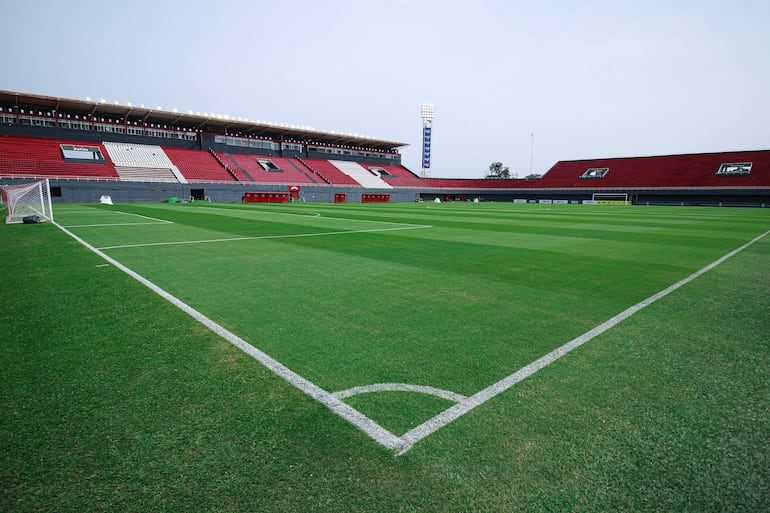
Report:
96,224,432,250
65,221,172,228
114,210,174,224
190,204,427,227
395,229,770,456
62,210,174,228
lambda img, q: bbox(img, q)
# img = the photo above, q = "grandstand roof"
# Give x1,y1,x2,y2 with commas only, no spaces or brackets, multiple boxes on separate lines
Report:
0,90,407,152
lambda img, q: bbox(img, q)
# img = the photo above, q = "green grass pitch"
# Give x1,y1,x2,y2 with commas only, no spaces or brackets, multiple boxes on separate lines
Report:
1,201,768,512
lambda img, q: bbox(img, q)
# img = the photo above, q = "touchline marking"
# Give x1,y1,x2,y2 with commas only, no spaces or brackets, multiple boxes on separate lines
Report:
394,229,770,455
53,220,404,451
96,224,432,250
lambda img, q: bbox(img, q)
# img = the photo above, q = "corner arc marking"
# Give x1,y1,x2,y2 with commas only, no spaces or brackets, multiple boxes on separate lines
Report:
333,383,468,403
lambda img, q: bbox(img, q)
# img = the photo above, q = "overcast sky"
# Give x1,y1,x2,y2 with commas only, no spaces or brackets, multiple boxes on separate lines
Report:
2,0,768,178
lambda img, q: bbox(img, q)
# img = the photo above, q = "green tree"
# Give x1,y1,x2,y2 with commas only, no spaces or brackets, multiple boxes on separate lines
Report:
487,161,511,179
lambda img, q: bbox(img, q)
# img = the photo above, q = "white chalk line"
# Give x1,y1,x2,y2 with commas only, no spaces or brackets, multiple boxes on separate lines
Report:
188,205,323,220
66,222,171,228
53,220,404,451
96,224,432,250
187,204,428,227
394,229,770,455
62,210,174,228
53,215,769,456
114,210,174,223
50,209,105,214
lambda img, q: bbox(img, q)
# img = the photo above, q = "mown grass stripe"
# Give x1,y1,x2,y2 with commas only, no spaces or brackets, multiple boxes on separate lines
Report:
396,229,770,455
52,220,405,451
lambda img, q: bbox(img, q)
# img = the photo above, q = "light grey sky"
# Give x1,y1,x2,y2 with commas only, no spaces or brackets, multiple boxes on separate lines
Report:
3,0,768,177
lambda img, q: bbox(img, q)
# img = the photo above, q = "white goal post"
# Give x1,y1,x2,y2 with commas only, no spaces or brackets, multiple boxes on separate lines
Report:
1,179,54,224
591,192,630,205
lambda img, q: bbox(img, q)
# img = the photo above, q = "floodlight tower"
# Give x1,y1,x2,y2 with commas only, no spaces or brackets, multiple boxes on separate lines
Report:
529,133,535,175
420,104,435,178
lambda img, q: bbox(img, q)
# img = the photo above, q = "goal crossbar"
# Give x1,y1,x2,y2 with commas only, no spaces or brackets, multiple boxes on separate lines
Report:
1,179,54,224
591,192,630,205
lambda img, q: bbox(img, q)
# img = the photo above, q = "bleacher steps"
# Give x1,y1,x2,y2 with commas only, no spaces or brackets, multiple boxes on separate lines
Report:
330,160,393,189
115,166,179,183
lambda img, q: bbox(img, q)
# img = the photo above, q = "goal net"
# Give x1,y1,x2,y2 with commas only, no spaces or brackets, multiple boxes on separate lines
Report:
1,180,54,224
591,192,630,205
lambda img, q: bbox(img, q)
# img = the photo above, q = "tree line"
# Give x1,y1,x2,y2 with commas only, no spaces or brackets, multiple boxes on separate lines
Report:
486,162,540,180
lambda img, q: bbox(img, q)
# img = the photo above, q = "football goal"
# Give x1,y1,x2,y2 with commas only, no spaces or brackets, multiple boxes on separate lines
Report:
591,192,630,205
1,180,54,224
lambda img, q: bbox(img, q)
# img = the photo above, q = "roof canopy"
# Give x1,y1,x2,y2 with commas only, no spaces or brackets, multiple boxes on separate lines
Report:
0,90,408,152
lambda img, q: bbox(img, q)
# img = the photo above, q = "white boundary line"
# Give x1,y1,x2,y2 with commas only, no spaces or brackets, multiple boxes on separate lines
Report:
394,229,770,455
114,210,175,223
96,225,431,250
53,214,769,456
63,210,174,228
53,220,404,451
67,222,171,228
189,204,425,226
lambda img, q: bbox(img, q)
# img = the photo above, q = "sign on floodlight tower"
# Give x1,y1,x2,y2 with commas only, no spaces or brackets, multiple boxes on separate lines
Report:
420,104,435,178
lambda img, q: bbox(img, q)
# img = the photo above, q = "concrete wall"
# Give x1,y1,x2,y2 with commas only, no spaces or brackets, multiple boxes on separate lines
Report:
0,179,421,205
2,180,766,207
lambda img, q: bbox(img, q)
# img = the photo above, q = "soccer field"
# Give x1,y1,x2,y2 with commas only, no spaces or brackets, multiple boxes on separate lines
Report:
2,201,768,512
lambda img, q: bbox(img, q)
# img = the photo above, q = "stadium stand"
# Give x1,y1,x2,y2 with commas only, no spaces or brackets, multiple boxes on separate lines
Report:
371,164,425,187
217,152,254,182
224,155,318,184
539,151,770,189
0,91,768,205
329,160,392,189
0,135,119,180
104,142,165,168
103,142,185,183
163,147,237,183
301,158,361,186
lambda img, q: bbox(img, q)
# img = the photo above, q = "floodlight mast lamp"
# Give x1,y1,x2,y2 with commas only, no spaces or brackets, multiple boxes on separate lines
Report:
421,104,435,122
420,104,435,178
